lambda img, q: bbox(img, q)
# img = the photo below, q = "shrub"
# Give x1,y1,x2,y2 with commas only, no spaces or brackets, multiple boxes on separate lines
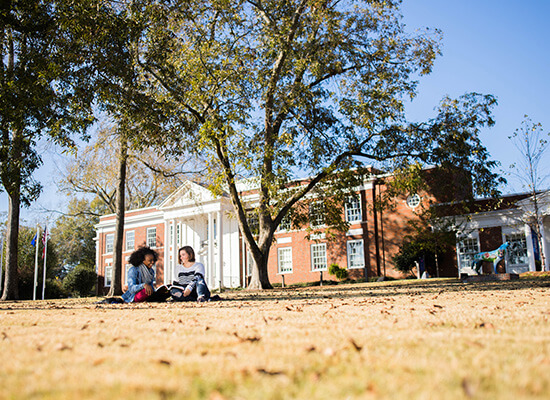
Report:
328,263,348,280
63,264,97,297
45,278,69,299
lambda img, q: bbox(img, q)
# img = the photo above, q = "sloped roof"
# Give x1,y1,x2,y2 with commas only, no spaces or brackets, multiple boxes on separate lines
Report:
158,180,226,210
516,190,550,216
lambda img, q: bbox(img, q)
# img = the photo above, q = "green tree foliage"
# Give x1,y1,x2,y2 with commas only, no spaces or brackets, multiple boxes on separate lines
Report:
82,0,201,296
0,0,94,300
51,198,100,272
63,264,97,297
328,263,349,280
138,0,504,289
17,226,62,300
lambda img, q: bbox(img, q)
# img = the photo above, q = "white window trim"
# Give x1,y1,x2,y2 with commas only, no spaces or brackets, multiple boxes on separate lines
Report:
502,227,529,271
406,194,421,209
278,215,292,232
125,230,135,252
345,195,362,223
147,227,157,248
456,232,480,274
311,243,327,272
104,264,113,287
105,233,114,254
277,247,293,274
309,201,326,229
347,239,365,269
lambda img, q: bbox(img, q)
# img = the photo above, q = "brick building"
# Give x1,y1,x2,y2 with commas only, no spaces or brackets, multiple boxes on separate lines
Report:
95,170,550,293
95,171,445,293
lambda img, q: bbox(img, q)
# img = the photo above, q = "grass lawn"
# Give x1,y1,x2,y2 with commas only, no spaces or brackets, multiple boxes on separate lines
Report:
1,275,550,399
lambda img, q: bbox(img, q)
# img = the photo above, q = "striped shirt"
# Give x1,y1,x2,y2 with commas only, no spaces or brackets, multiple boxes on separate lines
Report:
173,262,206,291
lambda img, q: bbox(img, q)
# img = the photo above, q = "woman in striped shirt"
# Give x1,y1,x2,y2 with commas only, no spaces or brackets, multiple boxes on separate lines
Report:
170,246,211,302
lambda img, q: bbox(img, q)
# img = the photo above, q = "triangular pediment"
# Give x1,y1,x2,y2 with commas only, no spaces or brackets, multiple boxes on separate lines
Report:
159,180,224,210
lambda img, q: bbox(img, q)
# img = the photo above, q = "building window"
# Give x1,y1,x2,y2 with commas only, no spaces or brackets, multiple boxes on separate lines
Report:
278,214,292,232
406,194,421,209
169,224,174,245
309,202,325,228
345,195,362,223
278,247,293,274
457,236,480,272
176,224,180,246
125,231,135,252
105,264,113,287
247,212,259,236
505,232,528,269
105,233,114,254
347,240,364,269
311,243,327,271
147,227,157,248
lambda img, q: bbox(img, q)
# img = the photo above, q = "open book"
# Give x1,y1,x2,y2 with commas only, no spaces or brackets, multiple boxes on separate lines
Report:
155,283,186,294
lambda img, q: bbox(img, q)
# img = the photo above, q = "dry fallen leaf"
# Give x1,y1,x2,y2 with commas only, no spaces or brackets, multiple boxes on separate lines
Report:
349,338,362,352
257,368,284,376
477,322,495,329
55,343,72,351
233,332,261,342
461,377,475,398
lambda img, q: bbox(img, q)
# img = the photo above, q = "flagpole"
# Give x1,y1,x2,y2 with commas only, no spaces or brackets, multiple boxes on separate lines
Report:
33,225,40,301
42,226,48,300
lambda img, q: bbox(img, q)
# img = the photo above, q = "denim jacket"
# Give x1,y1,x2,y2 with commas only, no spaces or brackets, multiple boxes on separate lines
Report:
121,265,155,303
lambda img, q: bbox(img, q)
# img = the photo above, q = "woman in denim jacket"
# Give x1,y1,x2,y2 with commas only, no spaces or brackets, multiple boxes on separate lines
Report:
122,247,168,303
170,246,211,302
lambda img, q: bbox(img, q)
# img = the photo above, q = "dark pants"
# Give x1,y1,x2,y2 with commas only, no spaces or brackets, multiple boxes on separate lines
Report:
170,277,210,302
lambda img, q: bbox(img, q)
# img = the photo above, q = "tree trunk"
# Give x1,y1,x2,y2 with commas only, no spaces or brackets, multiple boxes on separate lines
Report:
246,233,274,290
108,137,128,296
1,190,20,301
247,255,273,289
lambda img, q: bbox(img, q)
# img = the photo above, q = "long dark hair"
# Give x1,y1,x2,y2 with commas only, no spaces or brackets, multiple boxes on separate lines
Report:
178,246,196,263
128,246,158,267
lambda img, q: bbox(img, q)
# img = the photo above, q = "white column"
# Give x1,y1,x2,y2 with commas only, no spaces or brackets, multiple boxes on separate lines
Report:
525,224,536,272
217,210,224,289
164,220,170,285
208,213,215,289
172,220,178,281
540,220,549,271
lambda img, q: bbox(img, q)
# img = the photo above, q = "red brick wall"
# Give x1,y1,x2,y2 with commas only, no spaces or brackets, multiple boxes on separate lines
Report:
264,181,431,285
97,221,165,294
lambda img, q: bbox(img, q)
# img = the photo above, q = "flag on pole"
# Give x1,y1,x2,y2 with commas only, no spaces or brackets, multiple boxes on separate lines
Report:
31,233,37,247
42,225,49,300
41,227,48,259
33,226,40,301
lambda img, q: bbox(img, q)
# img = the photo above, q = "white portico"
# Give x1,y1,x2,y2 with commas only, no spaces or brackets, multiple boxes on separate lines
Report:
516,191,550,271
159,181,241,289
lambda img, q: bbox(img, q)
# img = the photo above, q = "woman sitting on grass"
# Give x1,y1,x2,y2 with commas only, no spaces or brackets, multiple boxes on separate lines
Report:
170,246,211,302
122,246,169,303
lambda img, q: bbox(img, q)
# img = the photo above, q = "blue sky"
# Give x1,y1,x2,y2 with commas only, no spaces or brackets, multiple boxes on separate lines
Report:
401,0,550,193
1,0,549,225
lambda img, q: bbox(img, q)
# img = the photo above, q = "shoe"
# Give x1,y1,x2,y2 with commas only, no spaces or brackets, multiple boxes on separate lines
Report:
197,296,206,303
